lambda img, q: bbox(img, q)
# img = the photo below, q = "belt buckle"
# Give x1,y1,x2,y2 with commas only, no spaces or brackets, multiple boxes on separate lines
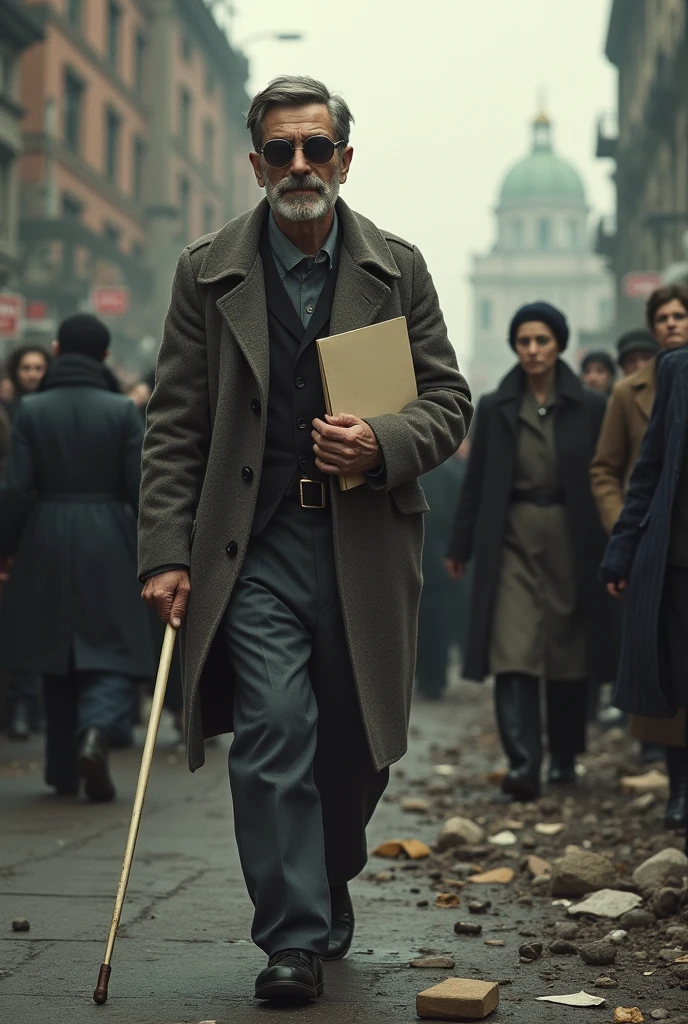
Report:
299,478,326,509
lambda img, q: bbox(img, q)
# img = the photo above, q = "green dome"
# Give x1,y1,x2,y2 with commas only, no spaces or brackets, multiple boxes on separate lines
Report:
499,115,586,205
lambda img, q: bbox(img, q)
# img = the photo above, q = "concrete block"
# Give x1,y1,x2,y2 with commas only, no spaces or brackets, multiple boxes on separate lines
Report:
417,977,499,1020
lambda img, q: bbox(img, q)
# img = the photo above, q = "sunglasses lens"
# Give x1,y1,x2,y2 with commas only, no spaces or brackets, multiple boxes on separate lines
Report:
262,140,294,167
303,136,335,164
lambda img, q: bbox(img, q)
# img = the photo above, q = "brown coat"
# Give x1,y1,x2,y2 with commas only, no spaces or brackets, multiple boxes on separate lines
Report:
138,198,472,772
590,356,685,746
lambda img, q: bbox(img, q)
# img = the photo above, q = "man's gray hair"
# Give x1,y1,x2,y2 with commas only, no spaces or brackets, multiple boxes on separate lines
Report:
246,76,354,151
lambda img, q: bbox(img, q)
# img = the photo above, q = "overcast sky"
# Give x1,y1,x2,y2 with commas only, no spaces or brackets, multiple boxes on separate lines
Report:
229,0,616,363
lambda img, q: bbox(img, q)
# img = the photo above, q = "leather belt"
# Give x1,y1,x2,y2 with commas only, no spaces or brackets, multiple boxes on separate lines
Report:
511,488,565,507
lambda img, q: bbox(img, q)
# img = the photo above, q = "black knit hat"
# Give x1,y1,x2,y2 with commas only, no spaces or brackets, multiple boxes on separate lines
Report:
508,301,569,351
616,329,659,367
57,313,111,359
581,350,615,376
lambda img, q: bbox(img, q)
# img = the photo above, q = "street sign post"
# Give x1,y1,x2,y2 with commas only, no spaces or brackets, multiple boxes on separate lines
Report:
0,294,25,341
623,272,662,300
90,286,130,317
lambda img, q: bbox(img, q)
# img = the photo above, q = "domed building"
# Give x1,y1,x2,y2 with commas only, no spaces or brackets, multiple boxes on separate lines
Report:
470,112,614,393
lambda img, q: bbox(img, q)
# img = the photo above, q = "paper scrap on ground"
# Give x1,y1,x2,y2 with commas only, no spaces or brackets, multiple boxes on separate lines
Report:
434,892,460,908
536,991,606,1007
468,867,515,884
568,889,643,919
619,769,669,797
373,838,431,860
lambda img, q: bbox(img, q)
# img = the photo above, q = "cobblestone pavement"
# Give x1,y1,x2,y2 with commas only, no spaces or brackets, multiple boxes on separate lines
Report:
2,677,687,1023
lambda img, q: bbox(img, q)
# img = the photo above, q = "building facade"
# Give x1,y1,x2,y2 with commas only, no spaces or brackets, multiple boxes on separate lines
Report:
596,0,688,330
0,0,42,288
470,113,614,395
15,0,253,371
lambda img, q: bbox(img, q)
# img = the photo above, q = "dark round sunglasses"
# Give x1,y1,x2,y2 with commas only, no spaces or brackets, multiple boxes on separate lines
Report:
258,136,345,168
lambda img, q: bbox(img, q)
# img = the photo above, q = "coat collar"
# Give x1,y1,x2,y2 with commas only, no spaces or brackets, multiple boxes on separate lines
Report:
197,197,401,286
495,358,583,404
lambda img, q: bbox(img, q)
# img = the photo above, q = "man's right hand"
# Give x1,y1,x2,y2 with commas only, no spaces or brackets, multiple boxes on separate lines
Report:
445,559,465,581
142,569,191,627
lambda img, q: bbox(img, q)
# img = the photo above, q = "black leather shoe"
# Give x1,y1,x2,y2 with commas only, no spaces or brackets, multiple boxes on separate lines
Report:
8,700,31,741
501,767,540,802
77,728,116,802
254,949,323,1003
323,884,355,961
548,753,576,785
664,745,688,829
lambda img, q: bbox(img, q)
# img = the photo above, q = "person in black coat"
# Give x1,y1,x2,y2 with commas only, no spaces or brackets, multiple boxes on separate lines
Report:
601,347,688,828
0,315,154,800
447,302,619,800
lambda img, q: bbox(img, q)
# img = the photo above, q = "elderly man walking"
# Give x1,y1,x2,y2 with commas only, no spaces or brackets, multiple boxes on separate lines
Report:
139,76,471,1003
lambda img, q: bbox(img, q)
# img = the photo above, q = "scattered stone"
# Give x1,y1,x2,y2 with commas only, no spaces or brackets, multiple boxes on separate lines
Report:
417,900,429,908
633,848,688,893
402,798,431,814
503,819,524,830
579,940,617,966
488,830,518,847
434,893,460,909
454,921,482,936
620,770,669,798
531,874,551,889
652,887,683,919
650,1011,670,1021
606,929,629,944
554,921,579,940
666,924,688,947
613,1010,644,1023
416,977,499,1020
568,889,643,919
433,764,456,777
518,942,543,961
595,975,619,988
436,817,485,852
373,839,431,860
410,956,456,969
11,919,29,932
484,939,505,947
658,948,685,962
525,855,552,878
468,867,514,884
633,793,656,811
375,871,393,882
549,939,577,955
535,822,566,836
551,850,617,898
619,909,655,930
538,797,560,816
468,900,491,914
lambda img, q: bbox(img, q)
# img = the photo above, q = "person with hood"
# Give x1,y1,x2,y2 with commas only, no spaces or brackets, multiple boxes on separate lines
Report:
0,314,153,799
446,302,618,801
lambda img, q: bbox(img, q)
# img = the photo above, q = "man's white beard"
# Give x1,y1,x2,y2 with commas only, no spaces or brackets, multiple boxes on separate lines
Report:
265,168,341,222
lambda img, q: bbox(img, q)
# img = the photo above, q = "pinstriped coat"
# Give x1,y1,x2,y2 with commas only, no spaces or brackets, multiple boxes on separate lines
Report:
602,348,688,720
138,198,472,772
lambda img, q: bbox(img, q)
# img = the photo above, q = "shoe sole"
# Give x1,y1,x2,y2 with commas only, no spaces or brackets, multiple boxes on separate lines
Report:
254,980,323,1002
77,754,115,802
501,776,539,802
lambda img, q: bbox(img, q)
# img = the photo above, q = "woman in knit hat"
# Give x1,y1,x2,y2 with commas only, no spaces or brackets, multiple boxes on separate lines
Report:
446,302,619,801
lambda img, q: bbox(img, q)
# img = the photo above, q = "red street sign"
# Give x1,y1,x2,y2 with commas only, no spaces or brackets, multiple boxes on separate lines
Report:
0,293,24,340
26,301,47,320
624,272,662,300
90,286,130,317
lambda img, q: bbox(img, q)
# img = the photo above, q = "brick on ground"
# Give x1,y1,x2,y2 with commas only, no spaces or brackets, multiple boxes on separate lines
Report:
416,978,499,1020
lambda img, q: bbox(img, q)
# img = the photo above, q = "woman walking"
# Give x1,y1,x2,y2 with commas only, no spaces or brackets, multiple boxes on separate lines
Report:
447,302,619,801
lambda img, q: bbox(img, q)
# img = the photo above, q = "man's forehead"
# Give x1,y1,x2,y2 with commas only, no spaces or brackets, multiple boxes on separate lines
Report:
262,103,334,139
656,299,688,316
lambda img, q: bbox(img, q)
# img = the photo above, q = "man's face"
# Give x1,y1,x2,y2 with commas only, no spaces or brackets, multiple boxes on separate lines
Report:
249,103,353,223
582,361,614,393
17,351,47,393
652,299,688,350
620,350,655,377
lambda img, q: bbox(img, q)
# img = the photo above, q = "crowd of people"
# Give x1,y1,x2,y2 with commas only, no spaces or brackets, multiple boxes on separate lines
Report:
419,283,688,832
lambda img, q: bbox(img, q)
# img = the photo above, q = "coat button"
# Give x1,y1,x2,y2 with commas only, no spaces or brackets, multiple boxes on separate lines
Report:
226,541,238,557
250,399,261,414
298,455,308,469
242,466,254,482
296,418,308,430
295,377,305,389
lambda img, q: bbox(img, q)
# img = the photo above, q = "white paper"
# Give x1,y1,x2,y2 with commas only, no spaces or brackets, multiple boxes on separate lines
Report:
536,991,606,1007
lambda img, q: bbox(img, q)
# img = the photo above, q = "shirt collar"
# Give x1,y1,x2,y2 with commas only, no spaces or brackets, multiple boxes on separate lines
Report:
268,209,339,275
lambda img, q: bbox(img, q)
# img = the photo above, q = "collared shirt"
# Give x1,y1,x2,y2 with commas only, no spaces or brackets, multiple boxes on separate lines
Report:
268,210,339,328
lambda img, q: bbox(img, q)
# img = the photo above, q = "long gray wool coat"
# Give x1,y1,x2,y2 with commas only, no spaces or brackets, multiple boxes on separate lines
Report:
139,197,472,772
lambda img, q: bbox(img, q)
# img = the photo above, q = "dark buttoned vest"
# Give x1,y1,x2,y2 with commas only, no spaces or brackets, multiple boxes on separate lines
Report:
252,225,341,536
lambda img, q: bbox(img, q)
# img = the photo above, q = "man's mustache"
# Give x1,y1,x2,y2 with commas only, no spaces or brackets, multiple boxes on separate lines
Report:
275,176,326,196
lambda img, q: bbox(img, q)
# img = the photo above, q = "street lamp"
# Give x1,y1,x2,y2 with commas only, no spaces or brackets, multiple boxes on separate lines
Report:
237,31,305,47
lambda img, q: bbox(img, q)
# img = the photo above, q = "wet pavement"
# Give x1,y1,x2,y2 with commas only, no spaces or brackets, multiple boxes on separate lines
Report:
2,676,687,1024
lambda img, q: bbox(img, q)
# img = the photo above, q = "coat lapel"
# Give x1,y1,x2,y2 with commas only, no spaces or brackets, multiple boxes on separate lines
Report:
553,360,585,472
631,359,656,422
494,364,522,440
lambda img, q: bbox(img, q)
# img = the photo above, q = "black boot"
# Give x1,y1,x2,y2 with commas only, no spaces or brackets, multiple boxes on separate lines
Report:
7,700,31,740
77,728,115,802
494,674,542,801
548,752,576,785
664,745,688,829
255,949,323,1002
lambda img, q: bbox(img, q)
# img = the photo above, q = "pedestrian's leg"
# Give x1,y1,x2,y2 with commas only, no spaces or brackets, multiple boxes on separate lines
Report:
493,673,542,800
546,679,587,784
7,673,41,740
76,672,135,801
42,674,79,794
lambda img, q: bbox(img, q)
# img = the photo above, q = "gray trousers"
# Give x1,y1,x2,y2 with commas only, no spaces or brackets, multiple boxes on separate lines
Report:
221,500,389,955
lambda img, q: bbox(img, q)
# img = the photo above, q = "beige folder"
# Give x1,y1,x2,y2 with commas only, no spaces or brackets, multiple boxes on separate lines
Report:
316,316,417,490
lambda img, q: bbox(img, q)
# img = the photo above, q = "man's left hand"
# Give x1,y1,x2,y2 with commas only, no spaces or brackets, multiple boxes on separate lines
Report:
312,414,382,476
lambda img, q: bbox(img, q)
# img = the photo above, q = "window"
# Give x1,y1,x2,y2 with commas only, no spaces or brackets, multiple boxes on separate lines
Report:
133,136,145,202
107,1,121,68
104,222,121,246
134,31,146,94
0,152,10,240
203,202,214,235
566,218,579,249
178,175,190,241
478,298,492,331
104,107,121,183
62,192,83,219
510,219,524,248
203,120,215,174
66,0,81,28
537,217,551,249
63,70,84,152
179,87,192,151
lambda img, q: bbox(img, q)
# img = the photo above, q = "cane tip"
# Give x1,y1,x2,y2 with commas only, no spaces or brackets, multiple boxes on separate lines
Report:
93,963,111,1005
